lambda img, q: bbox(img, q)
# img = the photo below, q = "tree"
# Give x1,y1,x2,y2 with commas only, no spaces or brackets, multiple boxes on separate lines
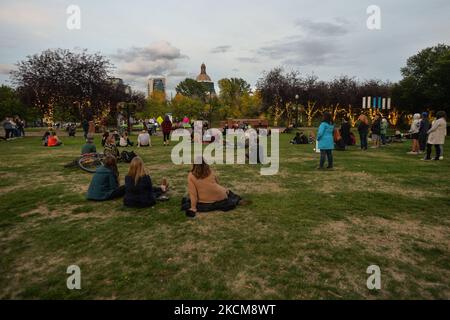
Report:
257,68,298,126
0,85,36,121
175,78,209,102
171,94,204,120
11,48,113,122
136,91,169,119
393,44,450,114
218,78,251,118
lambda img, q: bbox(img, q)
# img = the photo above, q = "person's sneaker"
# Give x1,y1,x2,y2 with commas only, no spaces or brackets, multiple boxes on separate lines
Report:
157,195,170,201
407,151,418,155
439,156,444,160
185,209,196,219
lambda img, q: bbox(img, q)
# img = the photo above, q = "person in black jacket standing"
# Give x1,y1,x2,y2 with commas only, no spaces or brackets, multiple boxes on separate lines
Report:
419,112,430,153
340,117,352,147
357,114,369,150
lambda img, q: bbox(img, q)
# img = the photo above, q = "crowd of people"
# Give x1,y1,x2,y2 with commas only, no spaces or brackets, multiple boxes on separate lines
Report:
85,152,242,218
1,116,25,140
291,110,448,170
3,109,447,217
79,115,242,218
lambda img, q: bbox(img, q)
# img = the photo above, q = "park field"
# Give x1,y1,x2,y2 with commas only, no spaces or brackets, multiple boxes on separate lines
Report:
0,131,449,299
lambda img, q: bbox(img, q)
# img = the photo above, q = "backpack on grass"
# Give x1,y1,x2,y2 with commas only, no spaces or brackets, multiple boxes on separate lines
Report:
121,151,137,163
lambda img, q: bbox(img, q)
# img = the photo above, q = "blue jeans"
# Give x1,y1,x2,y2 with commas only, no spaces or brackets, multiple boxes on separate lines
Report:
320,149,333,168
359,132,368,150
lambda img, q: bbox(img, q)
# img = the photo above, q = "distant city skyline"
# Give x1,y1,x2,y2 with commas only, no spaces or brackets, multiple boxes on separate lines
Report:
1,0,450,98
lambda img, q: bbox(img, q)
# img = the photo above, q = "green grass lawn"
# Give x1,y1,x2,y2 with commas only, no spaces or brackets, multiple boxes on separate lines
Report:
0,132,449,299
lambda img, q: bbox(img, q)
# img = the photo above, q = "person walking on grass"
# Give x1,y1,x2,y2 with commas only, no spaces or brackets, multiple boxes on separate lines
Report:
423,111,447,161
357,113,369,150
407,113,421,155
161,115,173,146
316,112,335,170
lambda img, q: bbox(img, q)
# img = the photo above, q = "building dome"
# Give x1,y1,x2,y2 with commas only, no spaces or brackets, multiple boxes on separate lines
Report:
196,63,212,82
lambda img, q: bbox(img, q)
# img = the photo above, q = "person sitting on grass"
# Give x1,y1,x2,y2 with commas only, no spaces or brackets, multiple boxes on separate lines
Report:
101,131,109,147
124,157,169,208
308,132,315,144
316,112,334,170
104,135,120,159
137,130,151,147
119,131,134,147
47,132,62,147
42,130,51,146
182,157,242,218
86,155,125,201
112,130,121,146
81,135,97,155
290,132,308,145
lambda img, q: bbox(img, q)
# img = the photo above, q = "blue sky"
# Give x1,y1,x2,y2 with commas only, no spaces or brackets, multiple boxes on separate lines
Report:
1,0,449,96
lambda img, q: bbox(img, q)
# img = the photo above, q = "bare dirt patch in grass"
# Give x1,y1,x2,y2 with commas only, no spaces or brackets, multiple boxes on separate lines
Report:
232,180,286,194
229,271,278,298
302,171,443,198
311,216,450,298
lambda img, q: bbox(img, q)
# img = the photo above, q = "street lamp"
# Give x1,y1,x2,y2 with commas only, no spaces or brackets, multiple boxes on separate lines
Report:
124,85,132,133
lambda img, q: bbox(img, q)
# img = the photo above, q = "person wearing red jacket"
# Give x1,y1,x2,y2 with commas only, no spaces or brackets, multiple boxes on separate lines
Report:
161,115,173,146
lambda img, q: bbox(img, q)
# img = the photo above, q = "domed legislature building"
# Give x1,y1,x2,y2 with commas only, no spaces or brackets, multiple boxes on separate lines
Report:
196,63,216,95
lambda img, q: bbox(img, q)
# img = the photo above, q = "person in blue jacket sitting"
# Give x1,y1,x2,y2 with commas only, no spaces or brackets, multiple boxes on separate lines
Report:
86,156,125,201
317,112,335,170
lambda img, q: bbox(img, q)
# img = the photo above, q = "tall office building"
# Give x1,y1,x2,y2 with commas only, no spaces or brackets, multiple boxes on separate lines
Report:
148,78,166,97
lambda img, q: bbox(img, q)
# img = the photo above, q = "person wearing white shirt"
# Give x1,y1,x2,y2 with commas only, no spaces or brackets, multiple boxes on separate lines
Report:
137,130,151,147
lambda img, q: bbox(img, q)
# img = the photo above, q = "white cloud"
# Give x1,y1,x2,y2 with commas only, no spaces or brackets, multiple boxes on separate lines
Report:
0,64,15,75
112,41,188,79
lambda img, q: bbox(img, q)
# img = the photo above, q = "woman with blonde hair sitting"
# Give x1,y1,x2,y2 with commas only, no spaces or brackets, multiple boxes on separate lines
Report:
124,157,169,208
182,157,242,218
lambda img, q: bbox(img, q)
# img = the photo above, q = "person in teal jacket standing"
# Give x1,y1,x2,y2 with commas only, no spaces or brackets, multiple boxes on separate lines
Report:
317,112,335,169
